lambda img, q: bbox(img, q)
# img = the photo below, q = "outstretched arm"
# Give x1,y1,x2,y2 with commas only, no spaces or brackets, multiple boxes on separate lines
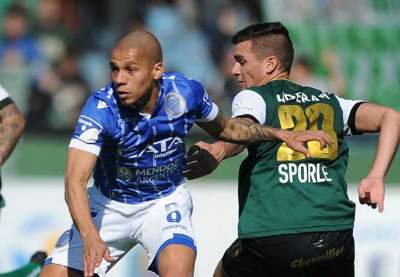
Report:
0,102,25,166
65,148,113,276
197,111,332,157
185,114,332,180
355,103,400,213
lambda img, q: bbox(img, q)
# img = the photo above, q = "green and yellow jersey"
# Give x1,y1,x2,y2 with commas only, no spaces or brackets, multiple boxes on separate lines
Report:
231,79,364,239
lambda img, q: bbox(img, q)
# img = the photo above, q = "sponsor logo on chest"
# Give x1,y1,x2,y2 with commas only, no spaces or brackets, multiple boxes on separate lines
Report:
128,136,184,158
278,162,332,184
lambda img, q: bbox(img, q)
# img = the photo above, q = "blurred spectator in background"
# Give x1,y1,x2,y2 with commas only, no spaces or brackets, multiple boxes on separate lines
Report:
0,3,42,67
27,46,88,134
0,3,44,113
145,0,225,103
206,2,256,105
0,0,395,136
290,56,329,90
33,0,76,65
76,0,112,92
264,0,375,23
290,52,345,96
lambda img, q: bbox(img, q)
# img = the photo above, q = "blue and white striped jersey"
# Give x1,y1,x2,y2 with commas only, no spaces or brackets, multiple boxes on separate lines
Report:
69,72,218,204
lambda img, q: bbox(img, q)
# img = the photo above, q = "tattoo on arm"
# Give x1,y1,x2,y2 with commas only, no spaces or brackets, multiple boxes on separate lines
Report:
0,103,25,165
197,110,279,144
219,118,279,144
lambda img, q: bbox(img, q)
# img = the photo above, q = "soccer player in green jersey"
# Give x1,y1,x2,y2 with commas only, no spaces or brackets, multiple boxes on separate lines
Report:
0,84,25,214
0,251,47,277
185,22,400,276
0,85,46,277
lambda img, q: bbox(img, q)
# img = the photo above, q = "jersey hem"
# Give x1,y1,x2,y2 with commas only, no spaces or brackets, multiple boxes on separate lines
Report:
69,138,101,156
0,97,12,109
196,102,218,122
238,223,354,239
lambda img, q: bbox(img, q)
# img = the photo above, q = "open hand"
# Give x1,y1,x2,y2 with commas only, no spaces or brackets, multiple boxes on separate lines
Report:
278,130,333,158
83,233,114,276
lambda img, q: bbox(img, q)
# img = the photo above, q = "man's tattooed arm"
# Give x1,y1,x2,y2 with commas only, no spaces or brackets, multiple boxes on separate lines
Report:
197,110,332,157
0,102,25,166
197,110,282,144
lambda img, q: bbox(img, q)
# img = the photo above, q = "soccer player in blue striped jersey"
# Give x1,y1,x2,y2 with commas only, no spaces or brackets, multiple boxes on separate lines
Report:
41,30,331,277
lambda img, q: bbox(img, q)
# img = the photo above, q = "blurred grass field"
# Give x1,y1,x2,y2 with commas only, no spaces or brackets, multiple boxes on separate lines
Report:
12,134,400,184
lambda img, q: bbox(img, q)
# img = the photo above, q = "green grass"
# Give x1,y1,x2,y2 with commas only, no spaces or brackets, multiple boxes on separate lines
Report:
14,135,69,176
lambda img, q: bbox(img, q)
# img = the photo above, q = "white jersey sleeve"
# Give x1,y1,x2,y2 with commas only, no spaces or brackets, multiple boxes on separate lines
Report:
0,84,13,109
0,84,11,100
0,84,10,101
187,79,219,122
231,90,266,124
69,88,117,156
335,95,366,136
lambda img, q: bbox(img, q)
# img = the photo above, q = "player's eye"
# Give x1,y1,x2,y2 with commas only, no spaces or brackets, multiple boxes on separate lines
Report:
127,67,137,73
238,59,246,65
234,57,246,66
110,64,118,72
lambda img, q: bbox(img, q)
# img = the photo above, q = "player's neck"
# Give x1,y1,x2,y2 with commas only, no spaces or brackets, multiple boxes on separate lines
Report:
260,71,289,86
136,83,160,114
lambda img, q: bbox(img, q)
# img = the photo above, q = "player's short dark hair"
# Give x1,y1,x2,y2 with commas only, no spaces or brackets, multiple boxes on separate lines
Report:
5,3,28,18
232,22,294,72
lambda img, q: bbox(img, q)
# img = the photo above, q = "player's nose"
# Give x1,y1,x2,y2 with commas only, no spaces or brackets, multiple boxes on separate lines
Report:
231,62,241,77
113,71,128,85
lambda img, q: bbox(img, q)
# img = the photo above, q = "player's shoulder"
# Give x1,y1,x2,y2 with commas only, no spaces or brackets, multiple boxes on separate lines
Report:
162,72,205,99
86,83,118,111
162,71,186,81
163,71,202,88
233,88,262,102
92,83,115,101
78,84,119,132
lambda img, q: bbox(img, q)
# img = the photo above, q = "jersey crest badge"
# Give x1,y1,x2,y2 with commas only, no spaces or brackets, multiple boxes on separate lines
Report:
165,92,186,119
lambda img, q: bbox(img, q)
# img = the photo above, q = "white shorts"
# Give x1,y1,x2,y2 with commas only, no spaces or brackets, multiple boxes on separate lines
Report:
45,184,196,276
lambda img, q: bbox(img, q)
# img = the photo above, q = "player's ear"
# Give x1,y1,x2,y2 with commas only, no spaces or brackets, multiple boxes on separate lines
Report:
265,56,278,74
153,62,164,80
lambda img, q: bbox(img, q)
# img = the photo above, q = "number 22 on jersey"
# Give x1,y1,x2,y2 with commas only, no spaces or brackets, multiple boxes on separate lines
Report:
277,103,338,161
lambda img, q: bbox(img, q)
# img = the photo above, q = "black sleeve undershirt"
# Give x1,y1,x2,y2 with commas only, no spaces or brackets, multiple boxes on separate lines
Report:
0,97,13,109
348,101,367,135
235,114,260,124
